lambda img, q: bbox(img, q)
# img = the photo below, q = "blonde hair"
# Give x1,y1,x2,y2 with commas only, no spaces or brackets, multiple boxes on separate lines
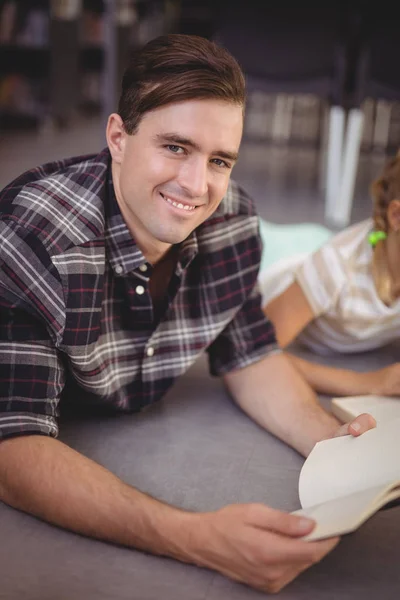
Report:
370,153,400,304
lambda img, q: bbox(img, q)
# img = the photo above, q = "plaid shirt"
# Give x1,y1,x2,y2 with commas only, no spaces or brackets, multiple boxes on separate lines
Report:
0,148,278,441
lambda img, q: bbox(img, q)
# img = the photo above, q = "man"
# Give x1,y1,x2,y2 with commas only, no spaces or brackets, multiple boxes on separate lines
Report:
0,34,374,593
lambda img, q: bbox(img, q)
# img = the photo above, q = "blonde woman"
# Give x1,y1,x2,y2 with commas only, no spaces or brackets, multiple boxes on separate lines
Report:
260,155,400,397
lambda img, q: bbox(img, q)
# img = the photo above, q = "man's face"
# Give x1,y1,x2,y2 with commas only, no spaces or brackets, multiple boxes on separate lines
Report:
107,99,243,263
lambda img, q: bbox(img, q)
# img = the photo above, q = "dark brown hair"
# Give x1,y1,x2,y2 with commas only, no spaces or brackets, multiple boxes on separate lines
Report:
370,154,400,304
118,34,246,134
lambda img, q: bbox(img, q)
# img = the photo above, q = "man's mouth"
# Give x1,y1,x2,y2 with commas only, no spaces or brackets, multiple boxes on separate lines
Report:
160,192,198,212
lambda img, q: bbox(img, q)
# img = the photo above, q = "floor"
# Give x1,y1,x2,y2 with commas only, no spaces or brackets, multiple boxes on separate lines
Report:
0,113,390,230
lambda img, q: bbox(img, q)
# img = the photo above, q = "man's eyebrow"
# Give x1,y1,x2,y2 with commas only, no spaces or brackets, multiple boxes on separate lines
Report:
154,133,239,163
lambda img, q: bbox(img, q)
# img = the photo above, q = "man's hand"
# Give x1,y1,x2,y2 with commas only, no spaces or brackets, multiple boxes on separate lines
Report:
331,412,376,439
224,352,378,457
369,363,400,396
190,503,339,593
0,436,339,595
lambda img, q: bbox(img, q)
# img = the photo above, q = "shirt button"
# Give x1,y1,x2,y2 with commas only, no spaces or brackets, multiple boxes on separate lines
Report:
115,264,123,274
136,285,145,295
139,264,148,272
146,346,154,357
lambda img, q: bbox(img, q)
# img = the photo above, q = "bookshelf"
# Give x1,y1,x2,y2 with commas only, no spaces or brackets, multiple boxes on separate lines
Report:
0,0,175,131
0,0,50,128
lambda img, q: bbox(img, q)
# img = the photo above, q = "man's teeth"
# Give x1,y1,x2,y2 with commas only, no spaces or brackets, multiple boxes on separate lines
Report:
164,195,196,211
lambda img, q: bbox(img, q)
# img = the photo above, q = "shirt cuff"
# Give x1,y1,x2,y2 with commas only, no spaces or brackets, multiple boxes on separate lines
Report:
0,412,59,441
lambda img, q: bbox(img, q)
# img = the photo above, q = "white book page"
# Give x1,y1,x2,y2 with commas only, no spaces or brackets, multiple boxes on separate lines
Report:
332,395,400,422
299,418,400,509
293,482,400,541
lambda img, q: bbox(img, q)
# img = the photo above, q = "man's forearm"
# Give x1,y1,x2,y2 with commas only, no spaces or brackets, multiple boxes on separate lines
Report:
224,353,341,457
287,354,374,396
0,434,341,594
0,435,199,562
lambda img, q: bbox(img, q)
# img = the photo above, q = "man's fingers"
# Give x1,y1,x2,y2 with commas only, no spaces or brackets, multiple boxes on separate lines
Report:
244,503,316,537
335,413,376,437
333,412,376,438
204,504,341,594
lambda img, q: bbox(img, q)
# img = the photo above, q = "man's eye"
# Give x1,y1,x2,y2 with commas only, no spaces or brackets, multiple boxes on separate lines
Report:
166,145,183,154
212,158,230,169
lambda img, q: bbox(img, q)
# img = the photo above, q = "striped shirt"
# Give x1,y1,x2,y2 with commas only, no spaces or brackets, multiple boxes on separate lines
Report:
294,219,400,354
0,148,277,441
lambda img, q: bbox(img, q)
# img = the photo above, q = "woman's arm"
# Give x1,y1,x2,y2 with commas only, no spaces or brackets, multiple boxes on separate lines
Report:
289,354,400,397
263,281,397,397
263,281,314,348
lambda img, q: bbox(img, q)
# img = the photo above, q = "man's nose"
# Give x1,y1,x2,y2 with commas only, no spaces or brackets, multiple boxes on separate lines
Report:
178,157,208,198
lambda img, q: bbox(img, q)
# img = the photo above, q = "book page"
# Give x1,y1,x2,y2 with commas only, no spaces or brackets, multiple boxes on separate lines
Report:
293,482,400,541
331,395,400,423
299,418,400,509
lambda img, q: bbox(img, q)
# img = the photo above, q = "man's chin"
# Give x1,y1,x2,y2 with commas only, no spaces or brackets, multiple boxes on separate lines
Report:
157,229,194,245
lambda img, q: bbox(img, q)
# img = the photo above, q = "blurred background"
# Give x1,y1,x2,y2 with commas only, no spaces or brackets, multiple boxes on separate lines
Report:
1,0,399,228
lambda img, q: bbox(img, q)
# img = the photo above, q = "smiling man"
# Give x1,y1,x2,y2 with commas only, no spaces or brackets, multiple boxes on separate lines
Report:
108,98,242,263
0,34,374,593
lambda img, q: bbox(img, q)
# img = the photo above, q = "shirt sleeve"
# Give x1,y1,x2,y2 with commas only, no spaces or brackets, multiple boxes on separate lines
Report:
205,193,281,375
294,237,348,318
0,221,66,441
207,282,280,376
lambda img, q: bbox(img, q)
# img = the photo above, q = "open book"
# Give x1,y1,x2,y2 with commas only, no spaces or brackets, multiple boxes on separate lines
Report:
331,394,400,423
292,418,400,541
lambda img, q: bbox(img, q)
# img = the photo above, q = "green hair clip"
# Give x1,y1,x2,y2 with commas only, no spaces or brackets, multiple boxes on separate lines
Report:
368,230,387,247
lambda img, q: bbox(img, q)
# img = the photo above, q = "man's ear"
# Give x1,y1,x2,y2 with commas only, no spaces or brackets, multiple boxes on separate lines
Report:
106,113,126,164
387,199,400,232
